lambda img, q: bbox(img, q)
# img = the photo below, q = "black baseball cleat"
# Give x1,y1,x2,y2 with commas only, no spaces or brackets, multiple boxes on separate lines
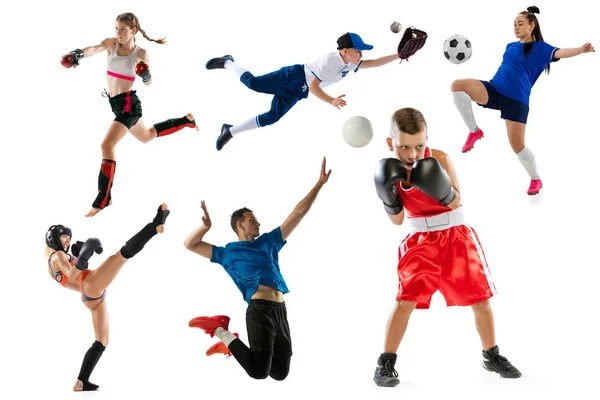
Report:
206,55,234,70
373,353,400,387
482,346,522,378
216,124,233,151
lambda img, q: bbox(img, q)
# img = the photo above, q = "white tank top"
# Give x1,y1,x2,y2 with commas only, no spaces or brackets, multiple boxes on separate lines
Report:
107,40,140,82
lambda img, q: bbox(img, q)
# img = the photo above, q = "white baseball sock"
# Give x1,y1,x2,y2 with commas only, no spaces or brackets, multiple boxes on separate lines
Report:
224,60,247,80
230,117,259,136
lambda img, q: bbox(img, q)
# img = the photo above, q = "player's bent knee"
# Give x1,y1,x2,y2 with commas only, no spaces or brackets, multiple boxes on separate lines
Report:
269,367,290,381
398,300,418,310
100,140,115,153
451,79,465,92
248,369,270,380
471,299,491,312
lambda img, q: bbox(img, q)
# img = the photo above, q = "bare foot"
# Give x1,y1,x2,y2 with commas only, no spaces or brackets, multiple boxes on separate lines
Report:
85,199,113,218
73,379,99,391
156,203,168,234
186,113,199,131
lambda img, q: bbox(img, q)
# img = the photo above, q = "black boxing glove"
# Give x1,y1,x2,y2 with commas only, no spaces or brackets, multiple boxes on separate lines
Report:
75,238,104,270
410,157,456,206
71,240,84,257
374,158,407,215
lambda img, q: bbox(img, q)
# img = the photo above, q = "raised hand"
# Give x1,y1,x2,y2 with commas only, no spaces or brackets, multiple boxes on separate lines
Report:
317,157,332,187
200,200,212,230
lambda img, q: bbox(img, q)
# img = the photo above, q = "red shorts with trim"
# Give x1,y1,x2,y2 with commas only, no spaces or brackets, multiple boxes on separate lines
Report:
396,224,495,309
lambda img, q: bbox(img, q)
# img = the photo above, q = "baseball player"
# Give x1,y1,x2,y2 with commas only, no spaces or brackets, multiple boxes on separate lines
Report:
205,32,402,150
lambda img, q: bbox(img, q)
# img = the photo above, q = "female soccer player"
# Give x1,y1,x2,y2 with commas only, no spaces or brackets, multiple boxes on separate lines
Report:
451,6,594,195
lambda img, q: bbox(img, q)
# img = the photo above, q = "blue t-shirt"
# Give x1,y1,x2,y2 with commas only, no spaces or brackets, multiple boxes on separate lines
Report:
211,227,289,304
490,41,559,106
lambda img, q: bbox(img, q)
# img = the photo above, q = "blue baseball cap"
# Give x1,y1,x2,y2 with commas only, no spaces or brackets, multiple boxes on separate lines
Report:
337,32,374,51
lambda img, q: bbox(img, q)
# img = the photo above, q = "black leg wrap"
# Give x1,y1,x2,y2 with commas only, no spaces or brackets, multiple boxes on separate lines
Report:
153,116,188,132
120,223,157,259
77,341,106,389
152,205,170,227
120,206,169,259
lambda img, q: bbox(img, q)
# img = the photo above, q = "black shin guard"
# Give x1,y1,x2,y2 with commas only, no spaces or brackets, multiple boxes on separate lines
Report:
154,116,195,137
120,206,170,259
77,341,105,389
120,223,156,259
92,159,116,209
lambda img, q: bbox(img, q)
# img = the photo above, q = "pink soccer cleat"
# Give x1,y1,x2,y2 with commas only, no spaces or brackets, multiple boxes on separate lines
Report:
206,333,240,358
189,315,230,337
527,179,543,195
462,128,484,153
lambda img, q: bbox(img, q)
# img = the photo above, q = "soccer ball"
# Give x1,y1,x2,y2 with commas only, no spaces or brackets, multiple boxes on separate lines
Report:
342,116,374,148
443,34,472,64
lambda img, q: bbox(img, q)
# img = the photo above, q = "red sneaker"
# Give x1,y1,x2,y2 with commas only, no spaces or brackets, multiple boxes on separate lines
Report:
206,333,240,358
462,128,484,153
527,179,543,195
189,315,230,337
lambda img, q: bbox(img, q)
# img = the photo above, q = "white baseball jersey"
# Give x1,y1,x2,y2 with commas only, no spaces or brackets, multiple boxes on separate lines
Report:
304,52,363,88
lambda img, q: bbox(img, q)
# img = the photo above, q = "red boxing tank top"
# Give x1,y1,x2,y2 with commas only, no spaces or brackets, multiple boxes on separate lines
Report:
396,147,454,218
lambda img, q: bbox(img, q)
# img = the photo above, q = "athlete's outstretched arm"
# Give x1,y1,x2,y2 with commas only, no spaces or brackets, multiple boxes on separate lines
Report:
309,79,346,109
80,38,114,57
61,38,113,68
184,200,214,259
554,43,595,59
280,157,331,241
361,53,400,68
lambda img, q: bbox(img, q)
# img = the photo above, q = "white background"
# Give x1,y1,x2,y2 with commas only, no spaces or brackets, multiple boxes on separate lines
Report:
2,0,599,399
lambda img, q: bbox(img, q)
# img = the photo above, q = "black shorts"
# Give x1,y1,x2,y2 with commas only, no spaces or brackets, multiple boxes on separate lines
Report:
246,299,292,355
477,81,529,124
107,90,142,129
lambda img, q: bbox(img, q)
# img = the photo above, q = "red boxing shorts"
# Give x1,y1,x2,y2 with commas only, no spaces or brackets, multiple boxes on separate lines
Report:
396,208,496,309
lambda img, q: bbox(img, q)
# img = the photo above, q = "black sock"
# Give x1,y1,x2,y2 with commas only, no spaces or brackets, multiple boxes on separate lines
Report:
77,341,105,388
81,381,99,391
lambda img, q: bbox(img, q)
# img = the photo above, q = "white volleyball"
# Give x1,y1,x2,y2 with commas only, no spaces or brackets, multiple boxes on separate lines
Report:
342,116,374,148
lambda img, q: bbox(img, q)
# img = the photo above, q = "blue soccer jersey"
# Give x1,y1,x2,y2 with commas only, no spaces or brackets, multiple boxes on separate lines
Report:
490,41,559,106
211,227,289,304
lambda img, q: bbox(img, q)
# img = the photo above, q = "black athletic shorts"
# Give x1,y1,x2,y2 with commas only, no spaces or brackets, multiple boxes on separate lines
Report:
246,299,292,355
107,90,142,129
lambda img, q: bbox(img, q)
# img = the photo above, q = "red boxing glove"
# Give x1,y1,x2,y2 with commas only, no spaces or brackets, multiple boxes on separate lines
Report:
135,61,151,82
61,49,84,68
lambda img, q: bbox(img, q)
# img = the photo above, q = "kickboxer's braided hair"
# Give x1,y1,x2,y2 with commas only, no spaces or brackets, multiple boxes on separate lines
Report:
116,13,166,45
